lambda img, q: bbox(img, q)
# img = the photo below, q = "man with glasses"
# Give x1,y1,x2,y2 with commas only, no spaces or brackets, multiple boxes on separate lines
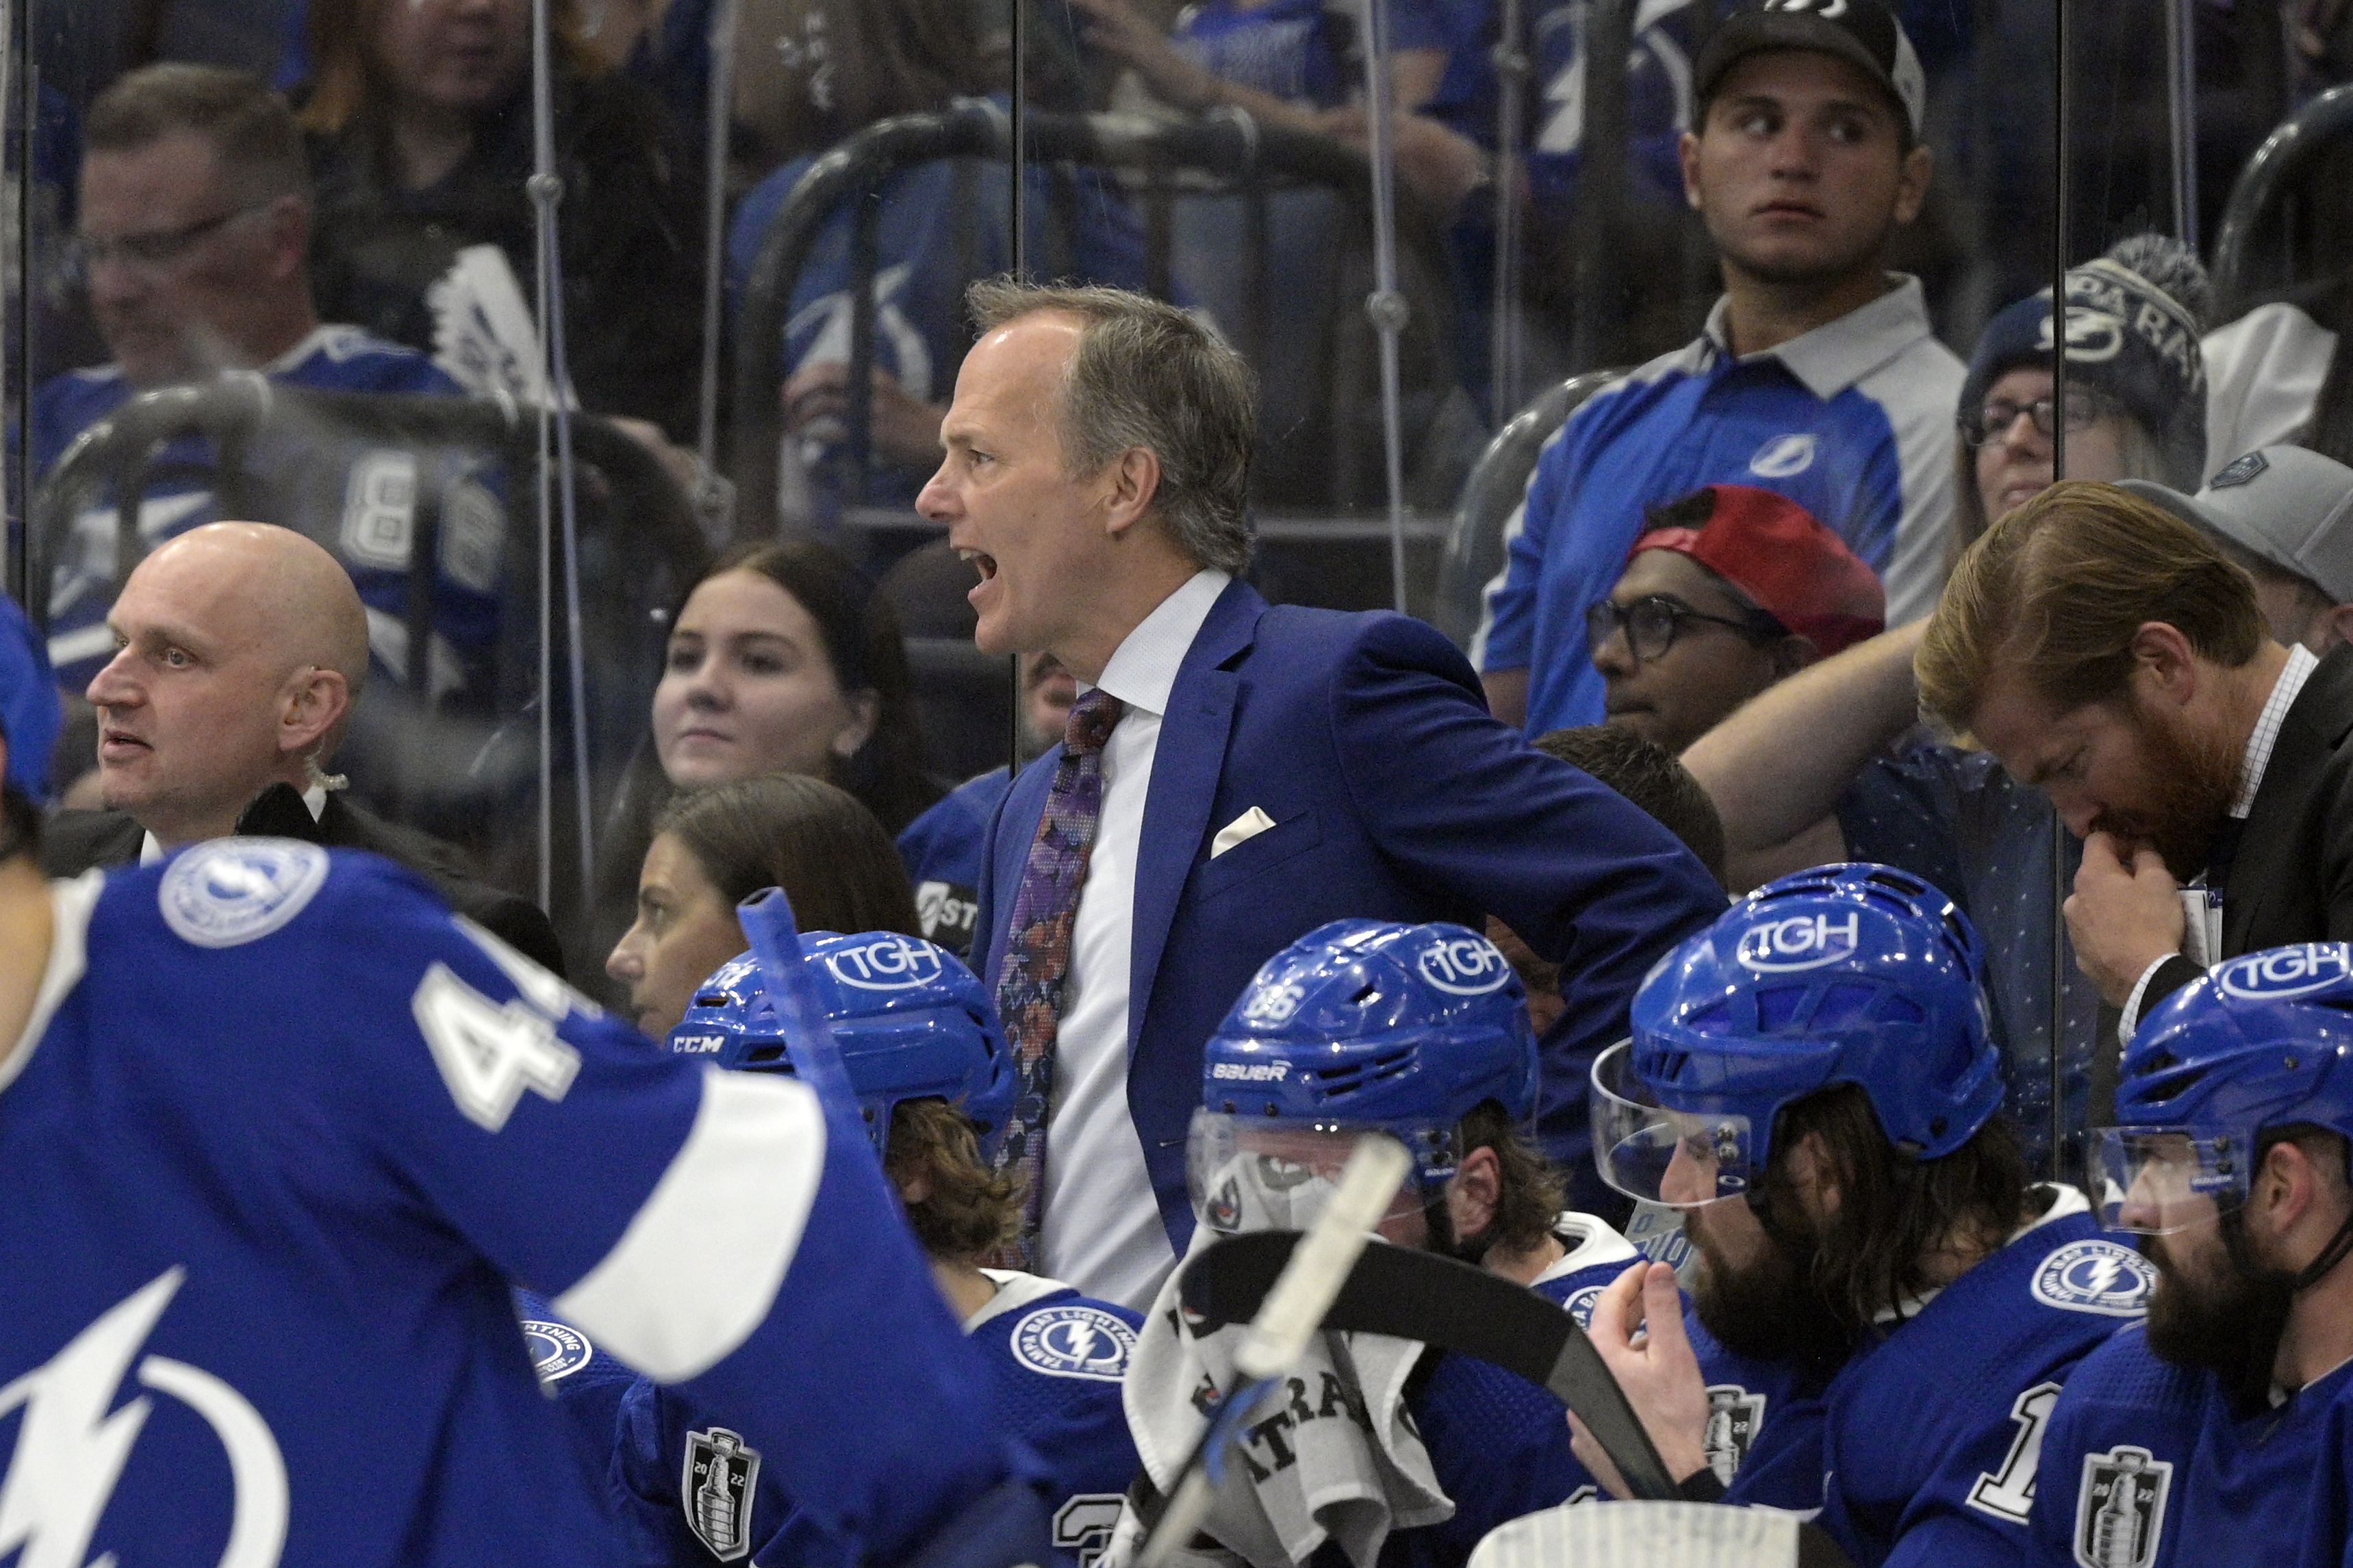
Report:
31,63,469,701
1473,0,1962,740
2027,943,2353,1568
1591,483,1883,757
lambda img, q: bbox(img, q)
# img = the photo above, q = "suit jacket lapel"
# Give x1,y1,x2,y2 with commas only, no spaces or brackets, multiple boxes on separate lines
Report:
1126,580,1264,1051
2227,645,2353,951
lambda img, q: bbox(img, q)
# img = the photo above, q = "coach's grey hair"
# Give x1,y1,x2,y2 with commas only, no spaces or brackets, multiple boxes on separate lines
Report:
967,279,1256,576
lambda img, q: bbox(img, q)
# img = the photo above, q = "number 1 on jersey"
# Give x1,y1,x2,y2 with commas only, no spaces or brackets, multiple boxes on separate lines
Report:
1968,1380,2063,1524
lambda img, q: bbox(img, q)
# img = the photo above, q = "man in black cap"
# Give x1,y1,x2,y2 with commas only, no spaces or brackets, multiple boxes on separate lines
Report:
1476,0,1964,739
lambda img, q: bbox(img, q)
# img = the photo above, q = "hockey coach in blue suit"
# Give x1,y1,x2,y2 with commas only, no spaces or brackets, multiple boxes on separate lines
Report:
919,279,1728,1309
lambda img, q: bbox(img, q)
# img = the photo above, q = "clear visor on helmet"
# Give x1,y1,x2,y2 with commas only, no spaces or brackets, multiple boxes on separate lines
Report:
2087,1126,2254,1235
1187,1109,1438,1237
1589,1039,1758,1209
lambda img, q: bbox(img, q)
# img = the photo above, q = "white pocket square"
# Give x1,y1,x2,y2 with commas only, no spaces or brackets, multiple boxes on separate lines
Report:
1211,807,1279,859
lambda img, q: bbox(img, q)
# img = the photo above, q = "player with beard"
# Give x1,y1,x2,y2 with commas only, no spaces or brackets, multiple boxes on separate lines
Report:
1475,0,1964,736
1918,480,2353,1124
1581,863,2157,1566
2027,942,2353,1568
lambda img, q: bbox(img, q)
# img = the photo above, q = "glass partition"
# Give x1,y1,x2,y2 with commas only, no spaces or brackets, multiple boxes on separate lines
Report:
8,0,2352,1172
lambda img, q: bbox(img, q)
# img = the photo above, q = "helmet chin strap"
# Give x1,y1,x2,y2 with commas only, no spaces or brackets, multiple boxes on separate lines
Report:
2293,1205,2353,1294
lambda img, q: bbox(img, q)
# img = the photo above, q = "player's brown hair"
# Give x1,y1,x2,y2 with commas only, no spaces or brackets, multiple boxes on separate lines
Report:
1765,1083,2032,1330
1458,1101,1564,1257
887,1097,1023,1264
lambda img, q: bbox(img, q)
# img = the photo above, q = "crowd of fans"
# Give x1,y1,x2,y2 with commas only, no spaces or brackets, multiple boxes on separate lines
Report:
12,0,2353,1564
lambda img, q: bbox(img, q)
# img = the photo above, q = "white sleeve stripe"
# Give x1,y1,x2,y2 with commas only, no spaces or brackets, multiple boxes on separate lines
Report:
555,1068,826,1382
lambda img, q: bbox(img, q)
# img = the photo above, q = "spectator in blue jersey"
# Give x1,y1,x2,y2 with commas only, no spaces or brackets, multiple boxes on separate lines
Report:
31,64,472,695
2027,947,2353,1568
603,932,1140,1568
1473,0,1962,738
296,0,703,439
1953,234,2211,556
898,650,1076,956
1576,866,2156,1565
607,772,921,1037
724,0,1151,527
0,593,61,803
595,541,940,972
0,789,1049,1567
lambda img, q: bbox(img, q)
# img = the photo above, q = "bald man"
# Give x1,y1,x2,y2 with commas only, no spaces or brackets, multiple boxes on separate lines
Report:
40,522,565,973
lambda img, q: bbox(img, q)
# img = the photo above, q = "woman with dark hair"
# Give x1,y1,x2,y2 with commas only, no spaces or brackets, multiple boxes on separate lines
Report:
294,0,702,437
592,539,939,988
651,539,939,832
605,772,922,1036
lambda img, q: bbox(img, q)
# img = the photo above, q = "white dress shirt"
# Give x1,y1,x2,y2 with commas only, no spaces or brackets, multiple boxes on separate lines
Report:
1038,567,1231,1309
2117,643,2320,1040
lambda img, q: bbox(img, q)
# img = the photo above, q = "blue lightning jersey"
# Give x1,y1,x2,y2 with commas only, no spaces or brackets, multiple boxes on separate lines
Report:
517,1289,644,1492
0,843,1021,1568
1529,1219,1836,1514
1813,1192,2157,1568
2030,1322,2353,1568
615,1271,1139,1567
29,327,498,697
1471,279,1962,735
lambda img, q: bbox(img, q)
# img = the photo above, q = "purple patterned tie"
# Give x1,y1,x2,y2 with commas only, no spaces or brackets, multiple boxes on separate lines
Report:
993,687,1125,1266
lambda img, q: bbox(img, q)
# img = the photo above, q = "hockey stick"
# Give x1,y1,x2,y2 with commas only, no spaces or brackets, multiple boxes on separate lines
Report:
1180,1231,1681,1502
736,888,867,1144
1132,1137,1415,1568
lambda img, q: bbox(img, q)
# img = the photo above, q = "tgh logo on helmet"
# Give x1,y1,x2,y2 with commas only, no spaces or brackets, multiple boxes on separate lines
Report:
2215,944,2353,1001
824,934,945,991
1735,912,1862,974
1416,936,1512,996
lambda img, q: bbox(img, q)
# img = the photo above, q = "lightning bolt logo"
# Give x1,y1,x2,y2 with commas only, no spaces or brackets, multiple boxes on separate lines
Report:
0,1268,290,1568
2034,1241,2157,1318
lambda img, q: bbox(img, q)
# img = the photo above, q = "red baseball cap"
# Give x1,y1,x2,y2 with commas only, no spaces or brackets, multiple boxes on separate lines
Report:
1629,485,1885,658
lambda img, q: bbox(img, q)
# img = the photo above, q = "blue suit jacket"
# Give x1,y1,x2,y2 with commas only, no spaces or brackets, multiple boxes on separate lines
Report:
974,580,1725,1251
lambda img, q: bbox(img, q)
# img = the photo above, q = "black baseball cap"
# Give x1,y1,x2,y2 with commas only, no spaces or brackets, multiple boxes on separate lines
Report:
1693,0,1928,139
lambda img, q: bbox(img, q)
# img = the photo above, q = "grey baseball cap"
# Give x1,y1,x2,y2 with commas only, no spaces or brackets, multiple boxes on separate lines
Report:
2122,446,2353,606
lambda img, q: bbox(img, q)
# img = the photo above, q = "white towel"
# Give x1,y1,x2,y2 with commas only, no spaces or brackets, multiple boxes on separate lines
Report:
1121,1156,1453,1568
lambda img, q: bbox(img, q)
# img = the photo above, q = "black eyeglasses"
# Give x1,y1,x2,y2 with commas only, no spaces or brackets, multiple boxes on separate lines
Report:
64,203,268,281
1585,594,1785,663
1961,391,2114,448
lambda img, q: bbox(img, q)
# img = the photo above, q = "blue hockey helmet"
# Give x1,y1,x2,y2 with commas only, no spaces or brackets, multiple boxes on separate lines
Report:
667,930,1017,1160
1191,918,1536,1226
1592,862,2000,1208
2090,943,2353,1235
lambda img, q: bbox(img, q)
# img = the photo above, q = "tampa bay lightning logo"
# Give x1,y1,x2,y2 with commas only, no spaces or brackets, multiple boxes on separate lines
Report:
521,1318,595,1384
1562,1284,1605,1329
2032,1240,2157,1317
2209,450,2269,489
2215,944,2353,1001
159,838,330,949
1011,1304,1137,1383
1748,433,1817,478
822,933,944,992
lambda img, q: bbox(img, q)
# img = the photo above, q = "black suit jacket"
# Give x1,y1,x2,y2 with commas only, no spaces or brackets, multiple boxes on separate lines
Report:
2094,644,2353,1116
39,791,570,978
